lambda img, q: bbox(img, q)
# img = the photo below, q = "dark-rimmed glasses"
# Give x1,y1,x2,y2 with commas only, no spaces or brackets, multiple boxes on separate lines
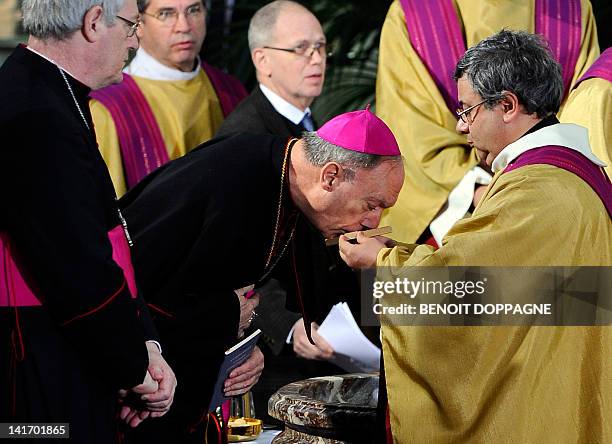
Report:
142,3,205,27
116,15,141,37
263,41,331,58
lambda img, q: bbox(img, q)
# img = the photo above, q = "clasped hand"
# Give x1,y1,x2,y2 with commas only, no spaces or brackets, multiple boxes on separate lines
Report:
118,342,177,428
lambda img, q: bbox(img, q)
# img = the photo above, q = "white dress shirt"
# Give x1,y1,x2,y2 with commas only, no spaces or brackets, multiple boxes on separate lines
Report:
259,84,312,125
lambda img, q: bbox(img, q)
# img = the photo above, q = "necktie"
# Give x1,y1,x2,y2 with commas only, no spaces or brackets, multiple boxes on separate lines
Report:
300,113,314,131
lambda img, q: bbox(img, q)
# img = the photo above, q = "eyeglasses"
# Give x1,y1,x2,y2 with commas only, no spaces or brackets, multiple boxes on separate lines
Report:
456,99,491,124
456,97,503,124
263,41,331,59
116,15,141,38
142,3,205,26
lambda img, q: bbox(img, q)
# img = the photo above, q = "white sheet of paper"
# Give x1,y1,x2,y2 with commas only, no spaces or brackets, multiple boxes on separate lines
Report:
318,302,380,372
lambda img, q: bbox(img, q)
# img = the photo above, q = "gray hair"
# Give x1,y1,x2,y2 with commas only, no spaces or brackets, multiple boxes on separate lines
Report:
454,30,563,118
302,132,401,181
23,0,124,40
248,0,307,51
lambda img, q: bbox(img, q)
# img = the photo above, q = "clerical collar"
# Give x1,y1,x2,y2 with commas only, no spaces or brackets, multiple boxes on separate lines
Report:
523,114,559,136
123,47,201,81
259,84,311,125
492,123,606,173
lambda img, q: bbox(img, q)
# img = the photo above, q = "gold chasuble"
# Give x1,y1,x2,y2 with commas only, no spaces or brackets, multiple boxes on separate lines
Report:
376,0,600,243
560,78,612,177
91,67,224,197
376,127,611,442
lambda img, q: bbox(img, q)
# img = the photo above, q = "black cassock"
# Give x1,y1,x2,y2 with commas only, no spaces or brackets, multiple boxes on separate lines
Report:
217,87,362,424
0,46,153,443
122,133,357,442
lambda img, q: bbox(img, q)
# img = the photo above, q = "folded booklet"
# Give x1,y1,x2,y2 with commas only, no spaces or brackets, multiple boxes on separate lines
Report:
208,329,262,412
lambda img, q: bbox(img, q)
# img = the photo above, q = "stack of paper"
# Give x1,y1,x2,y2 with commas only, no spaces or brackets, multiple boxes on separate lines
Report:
318,302,380,373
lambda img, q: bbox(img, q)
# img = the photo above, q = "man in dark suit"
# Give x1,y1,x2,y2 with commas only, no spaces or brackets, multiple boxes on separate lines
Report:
216,1,361,424
217,0,324,138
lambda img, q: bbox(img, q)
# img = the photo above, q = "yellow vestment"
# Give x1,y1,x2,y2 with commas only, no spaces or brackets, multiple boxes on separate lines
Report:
90,70,224,196
559,77,612,177
376,0,600,243
376,160,611,442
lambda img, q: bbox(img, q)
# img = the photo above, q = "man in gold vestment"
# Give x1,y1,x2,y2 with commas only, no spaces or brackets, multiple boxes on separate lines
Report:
341,31,611,443
376,0,600,245
90,0,246,196
559,48,612,177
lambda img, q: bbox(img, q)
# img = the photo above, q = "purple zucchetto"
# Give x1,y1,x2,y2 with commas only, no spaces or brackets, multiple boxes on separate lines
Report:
316,105,401,156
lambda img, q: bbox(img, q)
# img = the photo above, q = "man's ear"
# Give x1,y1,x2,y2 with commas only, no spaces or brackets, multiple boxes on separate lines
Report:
252,48,272,77
500,91,521,123
136,21,146,40
320,163,340,191
82,5,105,43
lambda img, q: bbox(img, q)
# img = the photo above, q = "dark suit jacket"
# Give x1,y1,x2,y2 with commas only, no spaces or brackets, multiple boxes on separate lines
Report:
216,85,305,139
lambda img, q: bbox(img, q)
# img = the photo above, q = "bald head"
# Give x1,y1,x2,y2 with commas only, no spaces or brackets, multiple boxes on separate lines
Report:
249,1,326,110
248,1,312,51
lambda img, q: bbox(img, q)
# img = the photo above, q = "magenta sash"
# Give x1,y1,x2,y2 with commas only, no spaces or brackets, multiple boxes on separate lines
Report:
398,0,582,113
108,225,137,298
1,226,138,307
504,145,612,218
91,65,247,189
91,74,168,189
0,233,41,307
535,0,582,98
202,62,248,118
573,47,612,89
399,0,465,113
